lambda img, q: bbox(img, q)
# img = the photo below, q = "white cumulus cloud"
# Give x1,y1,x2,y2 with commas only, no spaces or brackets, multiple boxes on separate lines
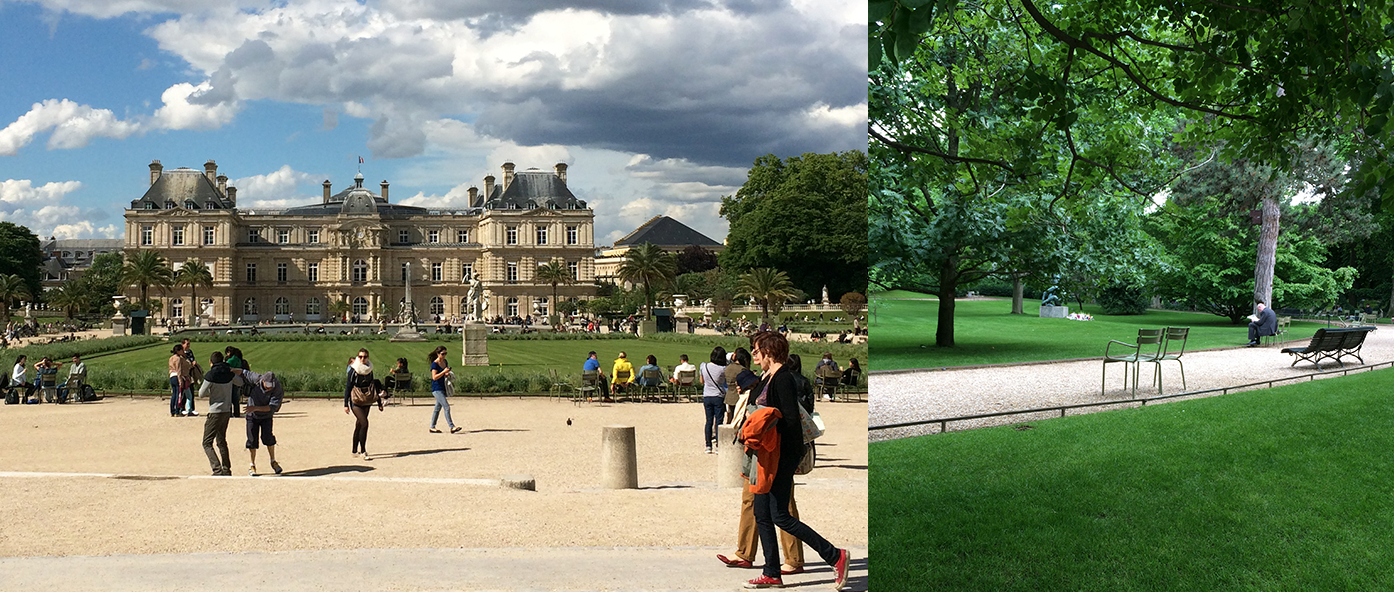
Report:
0,99,138,155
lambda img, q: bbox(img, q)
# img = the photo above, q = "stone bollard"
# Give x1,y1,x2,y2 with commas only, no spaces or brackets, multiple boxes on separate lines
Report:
717,425,745,488
601,425,638,489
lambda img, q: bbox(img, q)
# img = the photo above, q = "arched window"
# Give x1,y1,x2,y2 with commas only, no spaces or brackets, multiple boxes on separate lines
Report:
352,297,368,316
244,298,257,315
429,296,444,315
275,297,290,316
306,297,321,316
536,297,549,316
200,298,213,318
506,297,519,317
352,259,368,282
460,297,469,314
171,298,184,319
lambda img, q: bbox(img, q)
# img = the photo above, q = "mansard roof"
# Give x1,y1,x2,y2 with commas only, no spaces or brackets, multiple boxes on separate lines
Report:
484,169,587,210
131,168,232,210
615,216,721,248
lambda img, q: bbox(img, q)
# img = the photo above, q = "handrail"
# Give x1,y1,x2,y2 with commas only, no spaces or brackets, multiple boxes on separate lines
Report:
870,360,1394,433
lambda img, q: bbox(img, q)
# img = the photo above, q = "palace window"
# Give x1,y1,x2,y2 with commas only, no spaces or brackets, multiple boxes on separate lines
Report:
536,227,548,245
506,226,518,245
398,229,409,244
308,229,319,243
506,297,519,317
307,263,318,283
172,227,184,246
507,262,518,283
428,230,439,244
462,263,473,281
277,229,290,244
244,298,257,315
305,298,321,316
275,297,290,316
566,226,578,245
569,261,579,281
277,262,287,283
431,262,442,282
352,260,368,283
203,226,215,245
352,297,368,316
457,229,469,243
536,297,549,316
171,298,183,319
401,262,409,282
248,228,261,243
246,263,257,283
429,296,444,315
141,226,153,246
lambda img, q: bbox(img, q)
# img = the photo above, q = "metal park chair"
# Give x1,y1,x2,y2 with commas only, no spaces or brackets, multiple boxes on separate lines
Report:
548,368,572,400
637,368,666,401
612,369,633,401
1149,327,1189,395
574,370,601,404
1102,328,1164,398
815,364,842,401
673,369,699,402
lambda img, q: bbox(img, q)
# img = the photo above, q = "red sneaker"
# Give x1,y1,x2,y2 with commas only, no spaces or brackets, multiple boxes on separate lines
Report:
717,554,754,568
833,548,850,591
743,575,784,589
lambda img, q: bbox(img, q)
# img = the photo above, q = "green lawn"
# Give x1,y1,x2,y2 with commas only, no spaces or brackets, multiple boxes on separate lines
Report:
869,293,1329,370
81,334,866,394
871,368,1394,591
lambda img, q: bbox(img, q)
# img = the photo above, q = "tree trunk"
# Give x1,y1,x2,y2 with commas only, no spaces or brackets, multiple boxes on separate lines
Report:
1011,275,1024,314
1253,193,1280,310
190,285,197,327
935,255,959,347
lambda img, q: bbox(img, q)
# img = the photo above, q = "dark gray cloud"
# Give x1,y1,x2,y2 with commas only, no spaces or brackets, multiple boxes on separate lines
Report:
379,0,784,22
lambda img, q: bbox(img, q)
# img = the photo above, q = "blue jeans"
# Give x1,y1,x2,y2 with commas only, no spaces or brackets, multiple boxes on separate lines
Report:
169,377,182,415
430,390,455,429
703,397,724,448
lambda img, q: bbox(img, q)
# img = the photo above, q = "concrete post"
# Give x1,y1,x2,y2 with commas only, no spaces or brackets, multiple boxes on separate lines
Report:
717,425,745,488
601,425,638,489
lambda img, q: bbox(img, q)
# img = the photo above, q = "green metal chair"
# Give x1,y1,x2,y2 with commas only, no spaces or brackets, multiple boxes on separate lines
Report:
573,370,600,404
637,368,666,401
673,369,699,402
1102,328,1164,398
1150,327,1189,395
548,368,572,400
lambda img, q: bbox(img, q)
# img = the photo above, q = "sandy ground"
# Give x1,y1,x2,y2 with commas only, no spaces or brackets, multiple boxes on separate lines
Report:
871,323,1394,441
0,396,866,557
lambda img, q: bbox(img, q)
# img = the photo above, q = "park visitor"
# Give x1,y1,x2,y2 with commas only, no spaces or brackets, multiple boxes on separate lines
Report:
611,351,634,396
63,354,92,401
428,346,461,434
814,353,839,373
725,348,754,423
11,355,35,403
700,347,728,454
385,358,410,392
672,354,696,383
841,358,862,387
636,355,663,387
199,351,236,476
1247,301,1277,347
345,348,385,460
168,344,191,416
583,351,609,394
34,357,61,403
244,370,284,476
738,331,848,590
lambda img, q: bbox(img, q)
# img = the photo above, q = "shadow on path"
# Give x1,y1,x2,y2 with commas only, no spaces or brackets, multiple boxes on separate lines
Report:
280,465,374,477
376,447,471,459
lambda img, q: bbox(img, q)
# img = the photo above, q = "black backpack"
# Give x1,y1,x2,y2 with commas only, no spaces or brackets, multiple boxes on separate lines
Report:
4,387,17,405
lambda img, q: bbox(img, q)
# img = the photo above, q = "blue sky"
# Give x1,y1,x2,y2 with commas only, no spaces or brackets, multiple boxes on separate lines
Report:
0,0,866,245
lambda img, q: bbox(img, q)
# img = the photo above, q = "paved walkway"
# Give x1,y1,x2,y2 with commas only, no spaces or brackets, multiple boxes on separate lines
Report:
0,546,868,591
872,324,1394,441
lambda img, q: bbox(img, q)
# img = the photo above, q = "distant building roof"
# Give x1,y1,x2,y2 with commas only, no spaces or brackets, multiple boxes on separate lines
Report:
614,216,721,248
484,169,586,210
131,167,233,210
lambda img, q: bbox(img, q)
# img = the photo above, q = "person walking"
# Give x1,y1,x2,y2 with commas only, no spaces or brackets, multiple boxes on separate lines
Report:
428,346,461,434
344,348,385,460
168,344,190,416
199,351,237,476
180,339,200,416
739,331,849,590
699,347,728,454
244,370,284,476
725,348,753,422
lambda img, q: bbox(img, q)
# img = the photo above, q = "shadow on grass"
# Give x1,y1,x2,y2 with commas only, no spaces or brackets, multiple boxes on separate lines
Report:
280,465,374,477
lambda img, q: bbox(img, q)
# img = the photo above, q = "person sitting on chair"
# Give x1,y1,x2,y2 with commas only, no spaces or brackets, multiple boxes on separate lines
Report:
670,354,696,384
1247,301,1277,347
611,352,635,396
636,355,663,387
383,358,409,392
583,351,609,394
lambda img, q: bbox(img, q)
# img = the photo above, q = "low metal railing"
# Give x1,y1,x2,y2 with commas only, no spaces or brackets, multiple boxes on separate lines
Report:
869,360,1394,434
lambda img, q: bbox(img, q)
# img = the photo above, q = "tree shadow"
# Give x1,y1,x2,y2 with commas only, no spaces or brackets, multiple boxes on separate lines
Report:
376,447,471,459
468,428,528,434
279,465,374,477
638,484,695,490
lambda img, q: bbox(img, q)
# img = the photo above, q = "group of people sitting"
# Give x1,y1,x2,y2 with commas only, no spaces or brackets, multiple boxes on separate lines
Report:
5,353,93,404
584,351,699,396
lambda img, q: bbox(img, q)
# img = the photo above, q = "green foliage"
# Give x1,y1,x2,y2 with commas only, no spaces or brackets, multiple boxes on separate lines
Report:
1096,283,1148,315
2,335,163,366
720,151,868,301
174,259,213,325
737,268,796,322
0,222,42,300
618,243,677,319
44,282,89,319
120,250,173,318
0,274,32,321
675,245,719,275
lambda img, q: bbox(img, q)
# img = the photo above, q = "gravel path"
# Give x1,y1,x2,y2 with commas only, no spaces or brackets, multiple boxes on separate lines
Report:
870,325,1394,441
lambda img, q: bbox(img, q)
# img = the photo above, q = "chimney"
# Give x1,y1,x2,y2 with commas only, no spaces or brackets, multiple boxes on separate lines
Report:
227,186,237,207
502,162,515,190
484,175,495,200
468,186,478,207
204,160,217,183
217,174,228,194
380,180,389,202
149,160,163,186
554,162,568,183
323,180,332,203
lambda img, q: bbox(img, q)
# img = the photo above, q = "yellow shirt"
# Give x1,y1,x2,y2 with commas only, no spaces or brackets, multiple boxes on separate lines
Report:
612,358,634,384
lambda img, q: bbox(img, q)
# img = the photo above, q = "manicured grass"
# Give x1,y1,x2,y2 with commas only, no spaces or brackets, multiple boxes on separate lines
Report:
870,368,1394,591
869,294,1329,370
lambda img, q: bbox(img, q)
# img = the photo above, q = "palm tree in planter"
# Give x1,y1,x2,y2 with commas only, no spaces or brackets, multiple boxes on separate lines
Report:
0,273,32,322
120,250,174,321
327,299,352,323
618,243,677,320
534,259,575,328
174,259,213,327
738,267,795,325
45,280,89,320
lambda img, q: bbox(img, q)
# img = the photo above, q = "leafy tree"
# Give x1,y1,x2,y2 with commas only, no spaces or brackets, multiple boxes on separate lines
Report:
534,259,575,326
738,267,795,324
0,274,32,321
174,259,213,326
720,151,867,301
676,245,719,275
327,299,351,322
840,292,867,317
0,222,42,299
120,250,173,318
618,243,677,319
81,252,126,314
45,281,88,320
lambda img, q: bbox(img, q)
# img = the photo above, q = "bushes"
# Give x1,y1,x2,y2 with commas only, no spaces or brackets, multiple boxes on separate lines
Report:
1097,283,1149,315
2,335,163,365
87,365,561,396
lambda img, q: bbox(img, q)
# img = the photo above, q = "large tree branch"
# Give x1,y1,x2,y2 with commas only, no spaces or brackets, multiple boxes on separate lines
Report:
870,126,1020,175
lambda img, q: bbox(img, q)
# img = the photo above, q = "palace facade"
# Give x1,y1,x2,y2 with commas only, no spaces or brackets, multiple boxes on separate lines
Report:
123,160,597,325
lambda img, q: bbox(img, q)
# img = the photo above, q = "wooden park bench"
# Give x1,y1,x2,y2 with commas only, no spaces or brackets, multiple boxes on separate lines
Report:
1280,326,1376,368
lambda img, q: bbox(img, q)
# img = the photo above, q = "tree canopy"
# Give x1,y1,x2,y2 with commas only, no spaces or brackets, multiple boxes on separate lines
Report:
0,222,42,300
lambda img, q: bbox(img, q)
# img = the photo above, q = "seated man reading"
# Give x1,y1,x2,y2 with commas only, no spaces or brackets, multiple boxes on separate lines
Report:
1247,301,1277,347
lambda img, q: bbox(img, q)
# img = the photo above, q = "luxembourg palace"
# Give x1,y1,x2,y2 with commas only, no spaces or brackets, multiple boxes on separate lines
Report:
122,159,597,325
